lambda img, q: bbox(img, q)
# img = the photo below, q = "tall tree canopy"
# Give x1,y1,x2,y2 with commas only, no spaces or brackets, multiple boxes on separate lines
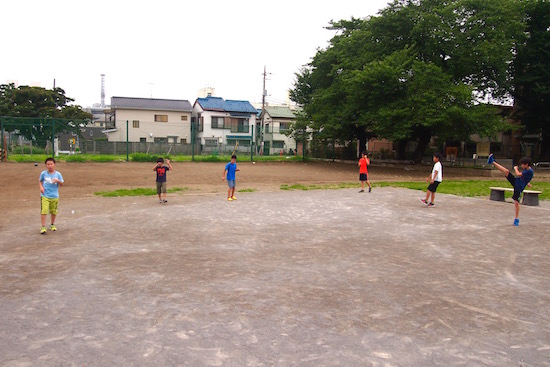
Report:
290,0,524,161
0,84,91,146
511,0,550,160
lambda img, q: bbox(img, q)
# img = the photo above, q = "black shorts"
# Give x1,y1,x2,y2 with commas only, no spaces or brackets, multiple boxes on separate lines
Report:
427,181,440,193
506,173,522,201
359,173,368,181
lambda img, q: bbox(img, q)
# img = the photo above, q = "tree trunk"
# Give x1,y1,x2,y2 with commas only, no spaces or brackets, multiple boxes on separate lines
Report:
540,132,550,161
414,130,432,164
396,140,407,160
357,128,367,158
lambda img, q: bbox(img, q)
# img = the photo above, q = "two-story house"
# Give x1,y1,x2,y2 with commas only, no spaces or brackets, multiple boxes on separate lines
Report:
261,105,298,155
192,96,257,153
106,97,193,144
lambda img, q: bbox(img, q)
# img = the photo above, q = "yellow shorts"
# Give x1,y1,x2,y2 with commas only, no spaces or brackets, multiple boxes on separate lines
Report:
41,197,59,215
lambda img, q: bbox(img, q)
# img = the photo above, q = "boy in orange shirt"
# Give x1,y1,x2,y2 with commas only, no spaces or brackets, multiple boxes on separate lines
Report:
358,151,372,193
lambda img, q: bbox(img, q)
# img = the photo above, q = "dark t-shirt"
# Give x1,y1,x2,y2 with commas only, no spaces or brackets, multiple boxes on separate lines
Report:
154,166,170,182
518,168,534,190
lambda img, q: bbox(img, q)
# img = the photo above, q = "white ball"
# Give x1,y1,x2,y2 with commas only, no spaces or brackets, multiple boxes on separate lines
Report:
71,210,75,214
252,162,256,164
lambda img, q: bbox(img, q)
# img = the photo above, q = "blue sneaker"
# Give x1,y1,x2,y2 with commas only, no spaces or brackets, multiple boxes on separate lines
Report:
487,153,495,165
513,218,519,226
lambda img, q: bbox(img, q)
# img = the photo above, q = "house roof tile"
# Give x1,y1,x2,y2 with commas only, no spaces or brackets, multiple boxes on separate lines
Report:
111,97,192,112
196,96,257,114
264,106,297,119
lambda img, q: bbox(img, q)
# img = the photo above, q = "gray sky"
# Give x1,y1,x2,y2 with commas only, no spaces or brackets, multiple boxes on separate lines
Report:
1,0,389,107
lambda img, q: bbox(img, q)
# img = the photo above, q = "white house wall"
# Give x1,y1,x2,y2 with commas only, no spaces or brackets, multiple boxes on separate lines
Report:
193,108,256,145
109,109,191,143
264,116,297,153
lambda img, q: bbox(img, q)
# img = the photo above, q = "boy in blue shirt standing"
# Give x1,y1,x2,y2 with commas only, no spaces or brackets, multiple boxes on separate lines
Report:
222,155,240,201
39,157,64,234
487,154,534,226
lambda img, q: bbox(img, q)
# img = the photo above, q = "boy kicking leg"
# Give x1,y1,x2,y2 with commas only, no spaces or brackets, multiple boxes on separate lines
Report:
487,154,534,226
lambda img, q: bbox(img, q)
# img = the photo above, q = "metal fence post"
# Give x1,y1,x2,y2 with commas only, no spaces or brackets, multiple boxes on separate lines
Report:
191,121,195,162
126,120,129,162
250,123,254,162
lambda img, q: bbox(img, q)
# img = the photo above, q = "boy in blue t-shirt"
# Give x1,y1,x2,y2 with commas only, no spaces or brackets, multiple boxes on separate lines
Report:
39,157,64,234
222,155,240,201
487,154,534,226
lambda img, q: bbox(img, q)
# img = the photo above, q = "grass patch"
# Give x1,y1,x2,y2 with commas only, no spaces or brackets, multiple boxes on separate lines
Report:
280,180,549,200
238,188,257,193
8,154,127,163
9,154,49,163
375,180,550,200
7,153,305,163
95,187,188,197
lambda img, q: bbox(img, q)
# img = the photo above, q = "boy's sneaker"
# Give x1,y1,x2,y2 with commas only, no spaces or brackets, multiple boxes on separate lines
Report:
427,202,435,207
227,197,233,201
232,196,237,200
369,187,372,193
159,200,163,204
420,199,428,206
487,153,495,165
163,199,168,203
50,224,57,231
40,226,47,234
359,189,364,193
513,218,519,226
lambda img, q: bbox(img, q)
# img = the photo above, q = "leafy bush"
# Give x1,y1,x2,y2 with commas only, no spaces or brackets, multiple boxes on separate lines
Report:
66,155,86,162
10,145,46,154
130,153,171,162
88,155,124,162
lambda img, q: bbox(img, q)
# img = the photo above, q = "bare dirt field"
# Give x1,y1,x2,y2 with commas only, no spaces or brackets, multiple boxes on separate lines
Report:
0,161,549,366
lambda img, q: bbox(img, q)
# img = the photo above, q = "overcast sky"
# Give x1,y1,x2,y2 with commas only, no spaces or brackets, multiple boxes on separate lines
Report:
1,0,389,108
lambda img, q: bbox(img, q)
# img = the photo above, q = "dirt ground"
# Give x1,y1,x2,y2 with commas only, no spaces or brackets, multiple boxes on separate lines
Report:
0,161,549,366
0,160,512,209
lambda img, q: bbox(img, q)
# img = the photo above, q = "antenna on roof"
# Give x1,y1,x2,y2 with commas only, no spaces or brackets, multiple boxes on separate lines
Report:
100,74,106,107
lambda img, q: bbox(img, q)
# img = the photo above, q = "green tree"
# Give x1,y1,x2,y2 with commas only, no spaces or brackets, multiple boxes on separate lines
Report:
511,0,550,160
290,0,523,162
0,84,91,147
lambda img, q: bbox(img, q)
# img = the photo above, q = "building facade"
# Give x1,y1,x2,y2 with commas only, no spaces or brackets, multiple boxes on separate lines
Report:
106,97,193,144
192,96,257,153
261,106,298,155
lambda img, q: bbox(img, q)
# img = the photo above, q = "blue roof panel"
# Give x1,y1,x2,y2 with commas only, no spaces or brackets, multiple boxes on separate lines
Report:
197,96,256,114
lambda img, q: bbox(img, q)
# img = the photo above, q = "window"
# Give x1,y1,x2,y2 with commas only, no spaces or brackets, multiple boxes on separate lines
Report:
140,137,146,143
205,139,218,147
181,115,188,121
180,138,187,144
279,123,289,132
155,114,168,122
154,137,168,143
211,116,224,129
230,118,249,133
133,120,140,128
273,140,285,148
227,139,250,147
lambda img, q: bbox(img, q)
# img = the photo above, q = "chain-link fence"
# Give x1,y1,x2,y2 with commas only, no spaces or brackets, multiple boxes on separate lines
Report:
1,116,92,159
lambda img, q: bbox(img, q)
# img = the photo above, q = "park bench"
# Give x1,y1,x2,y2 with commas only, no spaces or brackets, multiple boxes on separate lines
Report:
489,187,543,206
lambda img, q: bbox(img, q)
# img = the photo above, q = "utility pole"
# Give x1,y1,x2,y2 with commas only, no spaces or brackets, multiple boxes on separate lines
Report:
260,66,270,156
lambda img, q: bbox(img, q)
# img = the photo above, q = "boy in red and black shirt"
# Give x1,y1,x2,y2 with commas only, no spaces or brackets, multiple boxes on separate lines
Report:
153,157,173,203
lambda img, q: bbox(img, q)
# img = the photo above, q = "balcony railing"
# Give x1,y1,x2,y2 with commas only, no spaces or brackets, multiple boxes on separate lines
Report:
230,125,249,133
